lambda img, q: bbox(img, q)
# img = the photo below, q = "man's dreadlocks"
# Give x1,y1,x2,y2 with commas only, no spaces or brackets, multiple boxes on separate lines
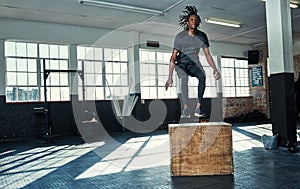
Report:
178,5,201,28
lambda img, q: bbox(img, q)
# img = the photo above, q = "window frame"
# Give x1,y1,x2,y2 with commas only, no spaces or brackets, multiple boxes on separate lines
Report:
139,49,178,100
221,56,250,97
77,46,129,100
4,41,70,103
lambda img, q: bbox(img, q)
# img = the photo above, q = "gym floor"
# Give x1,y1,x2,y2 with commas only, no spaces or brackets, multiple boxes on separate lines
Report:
0,122,299,189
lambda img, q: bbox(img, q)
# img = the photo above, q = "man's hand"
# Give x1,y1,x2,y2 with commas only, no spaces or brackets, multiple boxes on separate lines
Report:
213,70,220,80
165,78,173,91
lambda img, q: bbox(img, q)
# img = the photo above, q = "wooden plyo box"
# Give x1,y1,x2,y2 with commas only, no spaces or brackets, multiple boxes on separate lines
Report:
169,122,233,176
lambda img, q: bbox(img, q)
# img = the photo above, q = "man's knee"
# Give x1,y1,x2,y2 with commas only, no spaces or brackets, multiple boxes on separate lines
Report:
181,74,188,80
196,73,206,82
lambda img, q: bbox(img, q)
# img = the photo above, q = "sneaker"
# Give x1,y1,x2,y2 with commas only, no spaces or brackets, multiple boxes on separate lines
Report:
181,108,190,118
194,108,207,117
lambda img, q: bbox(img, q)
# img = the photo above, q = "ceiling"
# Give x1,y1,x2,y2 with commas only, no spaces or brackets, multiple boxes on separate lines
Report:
1,0,300,46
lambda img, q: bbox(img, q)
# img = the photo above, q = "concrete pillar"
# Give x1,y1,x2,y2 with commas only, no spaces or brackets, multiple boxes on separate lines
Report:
0,40,5,96
265,0,297,147
69,44,78,95
127,44,140,95
210,55,223,122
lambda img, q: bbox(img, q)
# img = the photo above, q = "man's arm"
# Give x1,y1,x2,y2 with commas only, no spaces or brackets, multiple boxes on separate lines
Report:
165,49,179,90
203,47,220,80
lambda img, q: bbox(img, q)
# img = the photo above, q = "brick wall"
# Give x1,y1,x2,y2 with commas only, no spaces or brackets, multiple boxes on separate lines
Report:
222,97,253,118
294,55,300,81
251,44,270,118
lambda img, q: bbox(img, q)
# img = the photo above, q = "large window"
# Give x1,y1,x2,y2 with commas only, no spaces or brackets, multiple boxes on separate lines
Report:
5,42,38,102
5,41,69,102
40,44,69,101
139,50,177,99
221,57,250,97
77,46,128,100
139,50,218,99
104,48,128,99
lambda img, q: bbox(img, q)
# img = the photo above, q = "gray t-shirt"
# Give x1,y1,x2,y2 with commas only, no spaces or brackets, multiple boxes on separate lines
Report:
173,29,209,65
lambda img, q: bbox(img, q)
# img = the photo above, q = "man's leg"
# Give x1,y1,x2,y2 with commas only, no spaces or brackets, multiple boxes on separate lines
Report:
187,64,206,116
175,66,190,117
181,74,189,108
196,70,206,106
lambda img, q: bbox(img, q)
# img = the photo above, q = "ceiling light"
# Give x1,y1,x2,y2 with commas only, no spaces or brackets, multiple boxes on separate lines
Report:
290,3,298,8
205,18,241,28
79,0,164,15
261,0,298,8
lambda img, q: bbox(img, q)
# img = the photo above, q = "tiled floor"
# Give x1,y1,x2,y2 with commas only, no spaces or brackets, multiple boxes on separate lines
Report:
0,122,299,189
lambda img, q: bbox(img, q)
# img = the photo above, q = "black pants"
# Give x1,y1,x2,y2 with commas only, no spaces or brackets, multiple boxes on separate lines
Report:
175,61,206,106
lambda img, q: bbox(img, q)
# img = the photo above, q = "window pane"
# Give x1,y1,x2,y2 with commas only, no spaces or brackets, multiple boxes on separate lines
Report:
157,52,163,62
16,43,26,57
86,47,94,60
95,87,104,100
95,74,102,85
84,61,94,73
28,73,37,85
17,73,27,86
95,62,103,74
6,72,17,85
113,74,120,85
50,87,60,101
60,60,68,70
40,44,49,58
86,74,95,85
50,60,59,70
6,87,15,102
140,64,148,75
28,59,37,72
50,45,59,58
59,45,68,59
113,63,120,73
86,87,96,100
49,73,60,85
148,52,155,63
120,64,127,74
6,58,16,71
140,51,148,62
106,62,113,73
120,50,127,61
106,74,113,85
17,59,27,72
77,46,85,59
120,75,128,86
18,87,29,101
94,48,103,60
60,73,68,85
104,48,112,61
112,49,120,61
5,41,16,56
27,43,37,57
60,87,70,101
28,87,39,101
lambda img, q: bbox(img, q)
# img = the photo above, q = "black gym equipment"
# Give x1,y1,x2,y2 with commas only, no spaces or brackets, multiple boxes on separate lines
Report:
39,59,84,140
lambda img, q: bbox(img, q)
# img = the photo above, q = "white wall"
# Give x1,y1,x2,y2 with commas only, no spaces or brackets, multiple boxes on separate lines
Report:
0,19,109,45
0,18,253,55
